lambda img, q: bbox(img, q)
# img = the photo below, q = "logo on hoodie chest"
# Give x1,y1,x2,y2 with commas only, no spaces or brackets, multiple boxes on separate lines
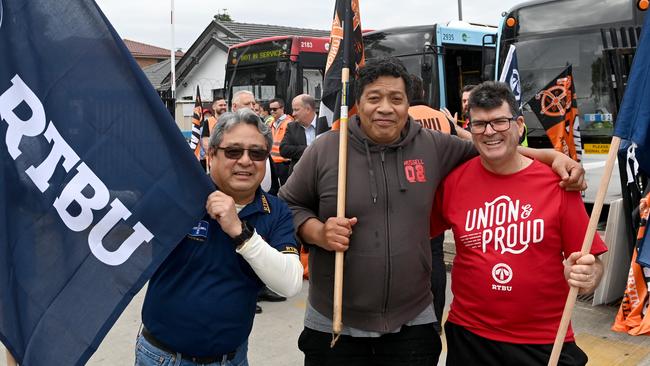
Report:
403,159,426,183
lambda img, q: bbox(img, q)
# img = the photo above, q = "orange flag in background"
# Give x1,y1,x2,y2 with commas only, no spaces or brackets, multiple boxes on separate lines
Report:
613,193,650,335
189,86,203,160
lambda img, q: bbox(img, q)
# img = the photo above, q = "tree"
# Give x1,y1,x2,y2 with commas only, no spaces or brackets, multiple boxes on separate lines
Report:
214,10,232,22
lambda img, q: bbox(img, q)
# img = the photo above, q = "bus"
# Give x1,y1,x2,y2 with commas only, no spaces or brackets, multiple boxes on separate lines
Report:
496,0,647,204
363,21,498,114
225,36,329,112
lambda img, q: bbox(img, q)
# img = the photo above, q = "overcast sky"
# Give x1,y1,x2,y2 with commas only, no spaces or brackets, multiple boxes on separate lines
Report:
95,0,523,51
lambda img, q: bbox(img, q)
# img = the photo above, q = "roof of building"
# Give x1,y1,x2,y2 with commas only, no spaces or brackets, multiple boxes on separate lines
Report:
142,59,172,90
216,21,330,47
124,39,184,59
160,19,329,89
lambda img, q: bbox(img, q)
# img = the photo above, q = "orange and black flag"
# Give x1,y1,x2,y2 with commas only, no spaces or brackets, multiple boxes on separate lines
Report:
189,85,203,160
528,65,583,162
316,0,365,135
612,192,650,335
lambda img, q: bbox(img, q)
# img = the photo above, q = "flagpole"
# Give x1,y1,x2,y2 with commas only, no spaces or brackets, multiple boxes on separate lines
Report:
547,136,621,366
170,0,176,100
332,0,353,346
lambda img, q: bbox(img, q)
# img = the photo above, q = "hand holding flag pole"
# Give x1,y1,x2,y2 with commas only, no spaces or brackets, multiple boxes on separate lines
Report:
331,0,353,347
547,137,619,366
549,10,650,364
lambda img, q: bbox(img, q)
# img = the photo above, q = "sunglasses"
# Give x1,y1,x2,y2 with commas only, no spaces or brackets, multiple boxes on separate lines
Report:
217,146,269,161
269,107,280,112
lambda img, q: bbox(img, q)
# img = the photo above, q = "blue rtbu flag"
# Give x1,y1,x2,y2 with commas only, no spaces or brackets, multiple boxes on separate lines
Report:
614,14,650,265
498,44,522,112
0,1,213,365
614,15,650,177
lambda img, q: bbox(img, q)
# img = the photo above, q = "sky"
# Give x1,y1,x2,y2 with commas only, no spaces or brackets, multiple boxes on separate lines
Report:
95,0,523,51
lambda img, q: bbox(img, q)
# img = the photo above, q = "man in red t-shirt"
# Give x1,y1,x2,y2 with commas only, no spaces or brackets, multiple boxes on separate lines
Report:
431,81,606,366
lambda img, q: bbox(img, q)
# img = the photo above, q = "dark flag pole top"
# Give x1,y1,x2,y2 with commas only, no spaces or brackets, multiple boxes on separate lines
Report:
325,0,364,347
317,0,365,135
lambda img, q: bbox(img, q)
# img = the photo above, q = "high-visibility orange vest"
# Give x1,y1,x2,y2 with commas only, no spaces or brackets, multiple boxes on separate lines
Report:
408,105,452,134
207,116,218,134
271,115,293,163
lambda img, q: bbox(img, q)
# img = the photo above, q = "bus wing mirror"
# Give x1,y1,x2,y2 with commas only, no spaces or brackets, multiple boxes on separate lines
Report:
481,34,497,81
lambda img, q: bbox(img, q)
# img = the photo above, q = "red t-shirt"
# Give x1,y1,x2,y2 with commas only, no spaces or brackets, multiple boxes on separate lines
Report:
431,158,607,344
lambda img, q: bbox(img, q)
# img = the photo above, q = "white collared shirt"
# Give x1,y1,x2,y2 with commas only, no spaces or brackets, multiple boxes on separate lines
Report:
302,115,317,147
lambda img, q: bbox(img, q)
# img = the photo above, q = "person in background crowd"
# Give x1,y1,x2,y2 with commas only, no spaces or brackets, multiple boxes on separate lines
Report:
268,98,294,185
279,58,585,366
136,109,303,366
260,101,274,126
280,94,318,175
203,97,235,172
253,102,262,116
442,84,476,130
212,97,228,117
430,81,605,366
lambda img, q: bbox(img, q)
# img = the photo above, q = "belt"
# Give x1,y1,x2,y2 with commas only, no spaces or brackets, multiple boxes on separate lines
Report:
141,327,236,364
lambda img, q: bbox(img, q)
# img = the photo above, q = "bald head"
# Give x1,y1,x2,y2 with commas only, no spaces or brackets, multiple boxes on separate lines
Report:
291,94,316,127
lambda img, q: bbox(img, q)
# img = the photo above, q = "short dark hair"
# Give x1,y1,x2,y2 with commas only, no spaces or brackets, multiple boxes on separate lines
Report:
468,81,518,117
355,58,412,103
461,84,476,96
269,98,285,109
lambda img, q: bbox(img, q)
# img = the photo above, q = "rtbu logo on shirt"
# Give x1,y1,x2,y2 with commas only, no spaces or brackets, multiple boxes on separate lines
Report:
462,195,544,255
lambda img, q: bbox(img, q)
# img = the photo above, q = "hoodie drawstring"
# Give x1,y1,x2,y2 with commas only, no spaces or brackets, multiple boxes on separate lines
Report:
396,147,407,192
364,139,379,204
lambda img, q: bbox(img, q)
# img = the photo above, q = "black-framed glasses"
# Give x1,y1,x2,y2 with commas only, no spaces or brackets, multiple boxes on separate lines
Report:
269,107,280,112
216,146,269,161
469,117,517,134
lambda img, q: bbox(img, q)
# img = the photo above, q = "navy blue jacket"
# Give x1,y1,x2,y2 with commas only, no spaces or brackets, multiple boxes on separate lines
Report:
142,188,297,356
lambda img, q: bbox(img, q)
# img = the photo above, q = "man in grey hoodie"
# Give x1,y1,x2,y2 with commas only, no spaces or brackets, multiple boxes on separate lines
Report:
279,58,586,366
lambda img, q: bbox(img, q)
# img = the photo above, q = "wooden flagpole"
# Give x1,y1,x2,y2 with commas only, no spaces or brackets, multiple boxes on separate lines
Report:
332,66,350,347
547,136,621,365
332,0,353,347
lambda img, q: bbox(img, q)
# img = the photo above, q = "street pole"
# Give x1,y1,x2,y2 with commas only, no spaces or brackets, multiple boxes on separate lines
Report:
457,0,463,20
170,0,176,100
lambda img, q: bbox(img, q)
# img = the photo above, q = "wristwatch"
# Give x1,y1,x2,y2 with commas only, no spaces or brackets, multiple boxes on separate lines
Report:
232,220,254,247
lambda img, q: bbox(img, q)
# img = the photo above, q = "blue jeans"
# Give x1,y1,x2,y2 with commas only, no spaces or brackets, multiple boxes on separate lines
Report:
135,334,249,366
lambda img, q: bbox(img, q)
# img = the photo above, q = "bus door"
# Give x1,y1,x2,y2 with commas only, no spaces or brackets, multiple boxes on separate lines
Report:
435,24,496,112
441,45,485,113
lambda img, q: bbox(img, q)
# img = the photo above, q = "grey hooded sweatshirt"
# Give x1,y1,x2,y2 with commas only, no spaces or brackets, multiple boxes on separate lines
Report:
279,115,476,332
